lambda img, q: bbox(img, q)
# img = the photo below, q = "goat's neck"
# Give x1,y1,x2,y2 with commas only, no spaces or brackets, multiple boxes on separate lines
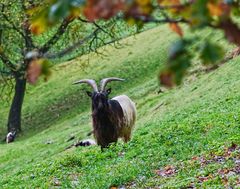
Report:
92,102,114,127
92,105,111,118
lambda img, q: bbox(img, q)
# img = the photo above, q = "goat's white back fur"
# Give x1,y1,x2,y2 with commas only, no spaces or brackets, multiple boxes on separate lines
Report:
112,95,136,130
6,132,14,143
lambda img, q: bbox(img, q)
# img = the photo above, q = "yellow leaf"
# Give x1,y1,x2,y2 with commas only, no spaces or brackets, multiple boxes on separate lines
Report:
30,12,48,35
0,46,3,53
126,18,136,26
68,7,82,20
137,0,150,6
26,6,43,16
158,0,181,14
158,0,180,6
140,5,153,14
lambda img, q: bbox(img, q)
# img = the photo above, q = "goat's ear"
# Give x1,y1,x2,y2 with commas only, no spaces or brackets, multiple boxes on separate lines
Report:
86,91,92,97
106,88,111,95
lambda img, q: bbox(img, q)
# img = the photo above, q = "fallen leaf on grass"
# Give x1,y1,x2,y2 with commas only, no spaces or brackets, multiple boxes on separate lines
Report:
227,143,237,152
187,182,196,189
199,156,212,167
218,168,230,176
155,165,176,177
191,156,199,161
221,177,228,186
110,186,126,189
52,177,61,186
212,155,225,163
197,176,209,183
233,165,240,174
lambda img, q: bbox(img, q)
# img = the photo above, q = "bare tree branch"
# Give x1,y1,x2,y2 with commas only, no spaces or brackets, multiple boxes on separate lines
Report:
0,4,25,39
42,28,101,59
21,8,35,50
0,70,14,103
0,24,21,31
132,15,189,24
0,52,17,74
93,21,115,39
40,19,73,53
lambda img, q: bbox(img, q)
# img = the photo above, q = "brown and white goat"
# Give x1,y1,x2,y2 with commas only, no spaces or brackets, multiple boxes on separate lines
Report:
73,78,136,148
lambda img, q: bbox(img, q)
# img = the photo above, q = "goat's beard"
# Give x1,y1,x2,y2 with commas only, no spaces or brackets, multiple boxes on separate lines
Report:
92,101,109,115
97,101,109,111
98,101,103,109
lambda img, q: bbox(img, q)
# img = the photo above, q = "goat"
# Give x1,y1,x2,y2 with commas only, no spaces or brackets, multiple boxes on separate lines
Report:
6,131,16,144
77,139,96,147
73,77,136,149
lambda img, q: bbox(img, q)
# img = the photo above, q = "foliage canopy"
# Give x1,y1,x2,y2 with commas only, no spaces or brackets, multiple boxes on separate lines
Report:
31,0,240,86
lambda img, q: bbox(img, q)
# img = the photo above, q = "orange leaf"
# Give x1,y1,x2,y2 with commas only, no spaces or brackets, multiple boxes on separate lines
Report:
27,60,42,85
83,0,124,21
169,23,183,37
207,2,223,17
159,71,175,88
220,19,240,46
207,2,230,17
30,13,48,35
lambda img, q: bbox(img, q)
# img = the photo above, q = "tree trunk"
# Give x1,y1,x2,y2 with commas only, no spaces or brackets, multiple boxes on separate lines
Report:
7,77,26,133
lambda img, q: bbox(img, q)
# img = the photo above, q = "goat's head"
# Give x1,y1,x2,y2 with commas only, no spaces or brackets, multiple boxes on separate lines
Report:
73,78,124,110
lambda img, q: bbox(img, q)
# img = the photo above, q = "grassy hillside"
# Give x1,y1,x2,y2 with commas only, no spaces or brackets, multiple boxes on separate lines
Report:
0,26,240,188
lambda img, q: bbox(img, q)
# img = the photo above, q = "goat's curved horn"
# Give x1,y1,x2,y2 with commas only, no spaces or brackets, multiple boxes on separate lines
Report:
100,77,125,91
73,79,99,92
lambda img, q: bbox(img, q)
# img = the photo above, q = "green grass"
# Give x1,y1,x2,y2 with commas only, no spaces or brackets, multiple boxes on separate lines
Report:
0,26,240,188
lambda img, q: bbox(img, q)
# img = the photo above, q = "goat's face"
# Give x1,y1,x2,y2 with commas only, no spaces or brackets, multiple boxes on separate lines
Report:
73,77,124,110
87,88,111,110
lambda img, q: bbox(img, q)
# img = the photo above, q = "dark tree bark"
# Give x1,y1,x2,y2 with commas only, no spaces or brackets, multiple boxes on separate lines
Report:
7,76,26,133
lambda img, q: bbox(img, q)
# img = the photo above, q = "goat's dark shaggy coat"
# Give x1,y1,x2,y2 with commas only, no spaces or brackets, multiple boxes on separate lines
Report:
92,99,124,148
92,100,123,147
90,93,136,148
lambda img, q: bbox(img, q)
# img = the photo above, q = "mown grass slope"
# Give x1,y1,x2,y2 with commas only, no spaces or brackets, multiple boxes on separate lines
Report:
0,26,240,188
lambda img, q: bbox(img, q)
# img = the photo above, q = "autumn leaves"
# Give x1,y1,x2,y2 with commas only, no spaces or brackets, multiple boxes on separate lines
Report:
26,0,240,87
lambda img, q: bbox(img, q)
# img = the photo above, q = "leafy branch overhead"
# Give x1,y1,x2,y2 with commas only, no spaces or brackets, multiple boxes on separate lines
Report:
0,0,128,133
0,1,122,85
30,0,240,87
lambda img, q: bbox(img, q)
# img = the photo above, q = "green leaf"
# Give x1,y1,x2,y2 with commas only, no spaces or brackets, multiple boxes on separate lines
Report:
48,0,71,23
48,0,85,23
169,39,186,60
191,0,211,28
165,39,193,86
70,0,86,7
199,41,225,65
